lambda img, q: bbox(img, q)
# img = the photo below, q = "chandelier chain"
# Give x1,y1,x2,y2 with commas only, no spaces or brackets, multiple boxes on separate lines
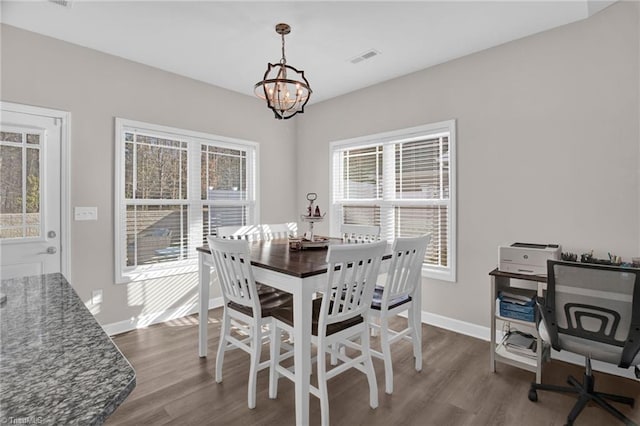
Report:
280,33,287,65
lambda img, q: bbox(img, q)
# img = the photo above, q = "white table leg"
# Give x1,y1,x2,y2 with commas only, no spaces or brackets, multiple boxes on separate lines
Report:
198,251,210,358
414,280,422,366
293,284,313,425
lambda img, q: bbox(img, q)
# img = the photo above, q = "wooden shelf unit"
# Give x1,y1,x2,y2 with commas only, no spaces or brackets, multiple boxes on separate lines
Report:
489,268,548,383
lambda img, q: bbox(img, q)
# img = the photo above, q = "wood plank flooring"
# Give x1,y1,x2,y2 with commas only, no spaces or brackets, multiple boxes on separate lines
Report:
106,309,640,425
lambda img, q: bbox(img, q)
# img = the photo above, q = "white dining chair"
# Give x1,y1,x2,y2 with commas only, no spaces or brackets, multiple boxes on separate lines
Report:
217,224,262,241
262,223,297,240
341,224,381,243
207,236,293,409
339,224,383,340
268,241,387,426
369,234,430,394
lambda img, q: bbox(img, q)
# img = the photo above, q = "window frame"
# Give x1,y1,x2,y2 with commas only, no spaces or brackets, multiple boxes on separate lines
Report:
114,118,259,283
329,120,456,282
0,126,45,242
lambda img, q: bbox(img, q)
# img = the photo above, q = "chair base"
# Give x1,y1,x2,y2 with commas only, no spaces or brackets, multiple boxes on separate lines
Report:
529,371,637,426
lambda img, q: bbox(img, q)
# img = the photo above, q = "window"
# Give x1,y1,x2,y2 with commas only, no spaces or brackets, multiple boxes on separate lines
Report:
0,129,42,239
115,119,258,283
330,120,456,281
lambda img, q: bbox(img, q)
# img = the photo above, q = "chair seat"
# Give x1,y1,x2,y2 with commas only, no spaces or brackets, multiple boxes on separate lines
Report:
229,283,293,318
370,285,411,311
539,320,640,366
255,282,279,294
272,297,364,336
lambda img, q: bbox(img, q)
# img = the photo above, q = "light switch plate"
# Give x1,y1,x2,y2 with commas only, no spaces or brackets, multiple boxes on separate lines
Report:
75,206,98,221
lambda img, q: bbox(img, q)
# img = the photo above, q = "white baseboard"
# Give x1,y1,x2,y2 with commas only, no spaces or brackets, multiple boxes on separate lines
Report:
102,297,224,336
417,310,491,341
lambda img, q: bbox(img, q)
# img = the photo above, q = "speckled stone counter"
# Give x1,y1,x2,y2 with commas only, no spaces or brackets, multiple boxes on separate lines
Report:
0,273,135,425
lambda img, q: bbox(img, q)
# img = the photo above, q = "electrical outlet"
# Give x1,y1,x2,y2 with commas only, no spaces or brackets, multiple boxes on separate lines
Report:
92,289,103,305
75,207,98,221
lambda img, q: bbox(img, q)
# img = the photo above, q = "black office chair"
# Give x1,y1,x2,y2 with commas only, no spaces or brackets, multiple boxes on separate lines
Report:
529,260,640,426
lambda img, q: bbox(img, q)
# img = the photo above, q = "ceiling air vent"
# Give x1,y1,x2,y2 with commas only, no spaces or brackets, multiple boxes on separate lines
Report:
349,49,381,65
48,0,72,8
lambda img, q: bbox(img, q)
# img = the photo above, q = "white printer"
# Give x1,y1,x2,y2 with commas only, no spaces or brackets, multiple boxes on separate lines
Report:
498,242,561,275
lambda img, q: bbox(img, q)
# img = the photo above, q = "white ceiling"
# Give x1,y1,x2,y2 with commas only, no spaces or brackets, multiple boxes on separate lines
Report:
1,1,614,105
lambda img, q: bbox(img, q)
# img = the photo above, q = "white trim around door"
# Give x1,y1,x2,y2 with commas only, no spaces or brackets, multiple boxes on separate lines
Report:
0,101,71,279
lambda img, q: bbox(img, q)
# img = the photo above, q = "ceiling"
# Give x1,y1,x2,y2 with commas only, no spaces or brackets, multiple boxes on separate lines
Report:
1,1,614,105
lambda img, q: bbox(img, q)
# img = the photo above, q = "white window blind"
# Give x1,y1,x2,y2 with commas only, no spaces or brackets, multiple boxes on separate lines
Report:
123,132,188,269
115,119,258,283
331,120,456,281
201,144,253,241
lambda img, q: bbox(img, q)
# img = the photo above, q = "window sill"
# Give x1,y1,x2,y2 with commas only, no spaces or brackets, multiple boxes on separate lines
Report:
422,265,456,283
116,260,198,284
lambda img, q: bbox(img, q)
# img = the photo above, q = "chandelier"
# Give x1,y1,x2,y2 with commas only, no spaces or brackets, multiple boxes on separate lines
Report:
254,23,312,120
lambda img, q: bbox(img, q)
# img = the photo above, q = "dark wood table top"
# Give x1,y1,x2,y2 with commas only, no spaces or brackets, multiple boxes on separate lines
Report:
198,238,391,279
198,239,336,278
489,268,547,283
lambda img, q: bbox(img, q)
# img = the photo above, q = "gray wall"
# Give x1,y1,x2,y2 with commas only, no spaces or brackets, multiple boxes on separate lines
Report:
1,1,638,331
1,24,298,325
296,2,640,327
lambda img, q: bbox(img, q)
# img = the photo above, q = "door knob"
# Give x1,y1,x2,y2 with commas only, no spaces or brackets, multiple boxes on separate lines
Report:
48,230,57,238
41,246,57,255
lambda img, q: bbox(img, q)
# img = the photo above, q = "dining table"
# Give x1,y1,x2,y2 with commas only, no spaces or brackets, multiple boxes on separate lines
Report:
196,238,412,425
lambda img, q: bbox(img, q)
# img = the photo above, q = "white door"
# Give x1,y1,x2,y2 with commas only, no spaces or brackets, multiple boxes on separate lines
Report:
0,106,62,279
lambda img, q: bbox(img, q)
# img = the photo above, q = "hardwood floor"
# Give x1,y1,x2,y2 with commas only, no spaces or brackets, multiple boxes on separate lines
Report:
106,309,640,425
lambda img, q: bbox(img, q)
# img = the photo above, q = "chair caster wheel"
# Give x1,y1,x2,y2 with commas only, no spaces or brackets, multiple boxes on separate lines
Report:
528,388,538,402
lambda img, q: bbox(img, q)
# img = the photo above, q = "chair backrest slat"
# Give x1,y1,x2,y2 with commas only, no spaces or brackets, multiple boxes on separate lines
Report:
320,241,386,332
340,224,381,244
217,223,297,241
207,236,260,315
217,225,262,241
382,235,431,307
262,223,297,240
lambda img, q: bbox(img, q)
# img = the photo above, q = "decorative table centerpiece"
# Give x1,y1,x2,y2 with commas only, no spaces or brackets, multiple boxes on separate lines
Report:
290,192,329,250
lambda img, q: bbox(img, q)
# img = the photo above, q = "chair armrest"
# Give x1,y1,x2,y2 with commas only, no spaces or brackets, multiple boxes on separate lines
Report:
620,323,640,368
621,278,640,369
535,296,561,352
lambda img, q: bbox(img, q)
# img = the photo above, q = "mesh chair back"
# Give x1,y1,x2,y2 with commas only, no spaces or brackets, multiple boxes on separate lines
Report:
207,236,261,315
320,241,386,332
546,260,640,367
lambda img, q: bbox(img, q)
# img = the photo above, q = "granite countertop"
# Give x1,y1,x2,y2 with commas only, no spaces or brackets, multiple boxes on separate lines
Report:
0,273,135,425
